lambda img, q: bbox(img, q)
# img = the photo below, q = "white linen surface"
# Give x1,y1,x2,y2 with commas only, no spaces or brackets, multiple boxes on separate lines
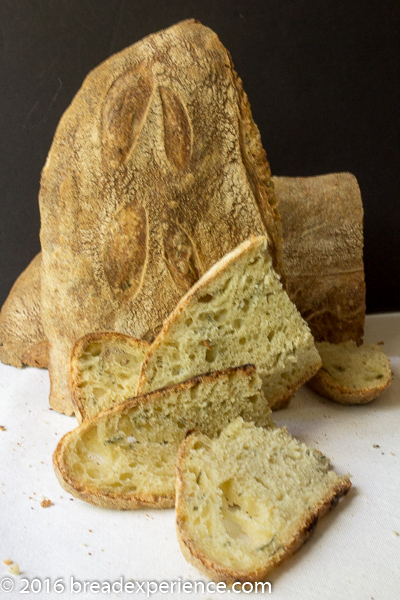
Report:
0,313,399,600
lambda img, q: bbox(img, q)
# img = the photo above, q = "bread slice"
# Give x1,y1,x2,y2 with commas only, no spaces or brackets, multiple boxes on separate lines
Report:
137,237,321,410
53,365,272,509
308,341,392,404
70,332,149,422
175,417,351,584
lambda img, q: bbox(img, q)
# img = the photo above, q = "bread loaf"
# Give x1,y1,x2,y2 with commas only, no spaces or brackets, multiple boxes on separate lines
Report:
175,417,351,584
0,253,48,369
1,173,366,375
70,332,149,421
275,173,365,344
53,365,271,509
137,237,321,410
39,19,282,415
308,341,391,404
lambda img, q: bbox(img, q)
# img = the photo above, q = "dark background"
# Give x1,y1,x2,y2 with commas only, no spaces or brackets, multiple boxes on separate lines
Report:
0,0,399,312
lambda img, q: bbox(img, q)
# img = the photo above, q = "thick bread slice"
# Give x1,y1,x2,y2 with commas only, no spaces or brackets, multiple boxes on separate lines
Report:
137,237,321,410
71,333,149,422
39,19,282,416
175,417,351,584
53,365,271,509
308,341,392,405
0,253,49,369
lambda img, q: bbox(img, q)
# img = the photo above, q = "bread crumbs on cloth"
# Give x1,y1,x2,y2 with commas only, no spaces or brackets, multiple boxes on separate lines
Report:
0,426,6,431
41,498,53,508
4,560,21,575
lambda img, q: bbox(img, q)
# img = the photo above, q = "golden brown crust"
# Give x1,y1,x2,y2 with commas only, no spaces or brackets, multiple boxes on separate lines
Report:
274,173,365,344
70,331,149,421
0,253,48,369
175,431,352,584
308,362,392,405
39,20,282,415
54,365,257,508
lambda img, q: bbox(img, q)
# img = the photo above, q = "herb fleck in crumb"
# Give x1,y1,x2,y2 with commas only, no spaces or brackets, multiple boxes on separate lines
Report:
372,444,380,448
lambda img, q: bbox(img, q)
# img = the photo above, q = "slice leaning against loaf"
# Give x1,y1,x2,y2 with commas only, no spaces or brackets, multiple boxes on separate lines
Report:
308,341,392,405
175,417,351,584
137,236,321,410
70,332,149,422
54,365,271,509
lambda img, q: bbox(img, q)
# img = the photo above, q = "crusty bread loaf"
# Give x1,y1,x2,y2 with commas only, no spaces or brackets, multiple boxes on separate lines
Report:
70,332,149,422
39,19,282,416
175,417,351,584
275,173,365,344
0,173,366,374
0,253,48,369
308,341,391,404
137,237,321,410
54,365,272,509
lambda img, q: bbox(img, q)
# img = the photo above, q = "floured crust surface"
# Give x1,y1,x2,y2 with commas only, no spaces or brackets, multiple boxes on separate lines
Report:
53,366,272,509
39,19,281,415
71,332,149,422
308,341,392,404
275,173,365,344
0,253,48,369
175,418,351,584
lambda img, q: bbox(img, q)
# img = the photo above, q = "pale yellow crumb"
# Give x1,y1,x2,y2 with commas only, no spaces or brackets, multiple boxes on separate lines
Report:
4,559,12,565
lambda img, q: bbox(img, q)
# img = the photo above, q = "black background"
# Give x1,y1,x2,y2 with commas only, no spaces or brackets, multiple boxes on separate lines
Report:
0,0,399,312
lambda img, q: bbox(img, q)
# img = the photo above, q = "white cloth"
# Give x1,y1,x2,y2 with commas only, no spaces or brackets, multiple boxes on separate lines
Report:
1,313,399,600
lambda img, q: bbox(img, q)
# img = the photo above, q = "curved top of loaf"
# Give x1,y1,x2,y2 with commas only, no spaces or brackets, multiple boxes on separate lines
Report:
39,19,281,277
